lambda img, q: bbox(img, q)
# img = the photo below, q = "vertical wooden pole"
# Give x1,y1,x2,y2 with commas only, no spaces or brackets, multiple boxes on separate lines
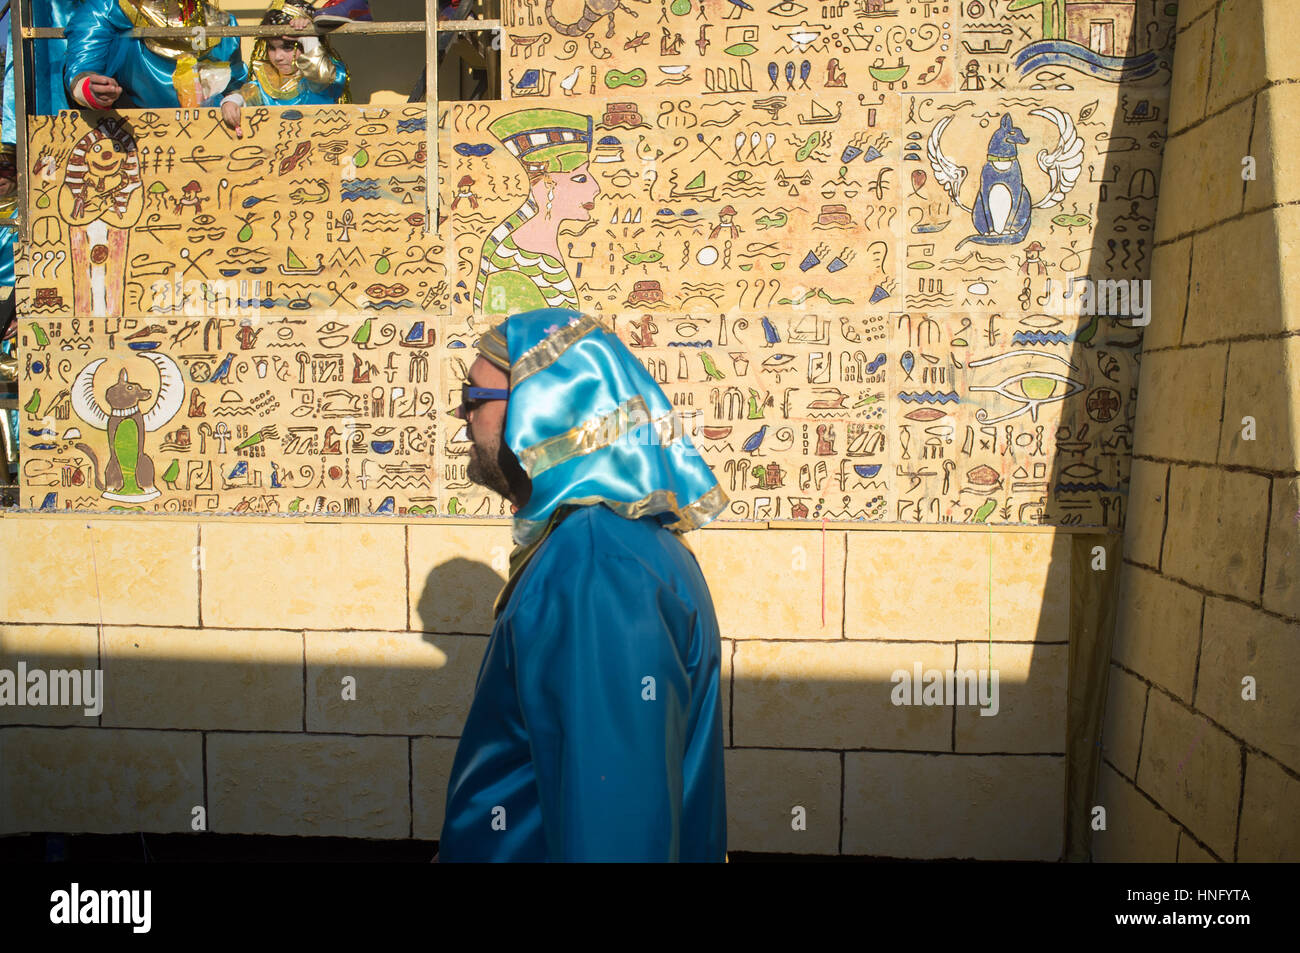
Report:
425,0,438,232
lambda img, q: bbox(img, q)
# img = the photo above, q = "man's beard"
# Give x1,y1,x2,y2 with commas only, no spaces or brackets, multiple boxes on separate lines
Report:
467,438,531,506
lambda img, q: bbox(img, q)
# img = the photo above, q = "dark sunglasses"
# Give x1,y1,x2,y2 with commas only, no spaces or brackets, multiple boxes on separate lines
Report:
455,383,508,418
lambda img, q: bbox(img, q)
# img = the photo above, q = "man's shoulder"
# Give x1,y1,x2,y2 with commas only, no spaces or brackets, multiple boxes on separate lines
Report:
514,504,708,619
525,504,696,593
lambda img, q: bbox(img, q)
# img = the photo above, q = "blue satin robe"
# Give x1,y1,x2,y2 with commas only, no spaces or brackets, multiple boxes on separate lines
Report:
1,9,14,289
33,0,79,114
440,503,727,862
64,0,246,109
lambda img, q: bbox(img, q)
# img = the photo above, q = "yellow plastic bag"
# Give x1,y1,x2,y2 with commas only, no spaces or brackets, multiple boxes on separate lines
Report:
173,54,201,108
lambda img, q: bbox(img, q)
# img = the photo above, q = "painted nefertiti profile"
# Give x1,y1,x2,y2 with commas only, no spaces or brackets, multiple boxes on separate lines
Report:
472,107,600,315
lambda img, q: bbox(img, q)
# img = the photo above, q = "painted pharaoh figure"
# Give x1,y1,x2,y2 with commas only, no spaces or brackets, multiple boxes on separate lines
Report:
56,118,143,318
472,107,600,315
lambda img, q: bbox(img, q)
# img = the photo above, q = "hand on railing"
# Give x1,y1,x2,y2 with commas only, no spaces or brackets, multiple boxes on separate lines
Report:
221,99,244,138
73,73,124,109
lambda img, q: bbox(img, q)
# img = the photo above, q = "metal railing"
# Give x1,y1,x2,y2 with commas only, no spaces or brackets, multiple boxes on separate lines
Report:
5,0,505,241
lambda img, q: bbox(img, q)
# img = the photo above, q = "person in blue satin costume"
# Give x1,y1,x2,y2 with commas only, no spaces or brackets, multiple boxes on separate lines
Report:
220,1,349,137
438,308,730,862
0,7,16,292
64,0,246,109
32,0,79,114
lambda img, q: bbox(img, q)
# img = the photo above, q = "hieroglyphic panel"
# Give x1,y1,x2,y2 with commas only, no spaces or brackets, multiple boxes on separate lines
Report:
14,0,1172,525
501,0,1172,99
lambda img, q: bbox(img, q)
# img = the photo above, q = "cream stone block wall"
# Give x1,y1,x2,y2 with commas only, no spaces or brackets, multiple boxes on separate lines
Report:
408,523,512,635
691,528,845,640
953,642,1067,753
412,738,460,842
1237,754,1300,862
0,519,198,626
1166,11,1215,136
1262,475,1300,618
0,727,203,835
844,532,1070,643
306,630,486,736
1220,336,1300,470
1104,0,1300,863
732,641,954,750
1122,460,1169,569
1246,91,1300,212
1205,0,1271,113
1130,346,1228,464
1100,665,1147,779
1143,239,1192,352
201,523,407,631
1134,691,1242,861
842,753,1065,861
1153,98,1255,240
1195,598,1300,775
207,733,410,838
1161,466,1269,600
723,749,841,856
720,640,732,748
1178,832,1219,863
1110,566,1202,703
1183,211,1291,344
1091,763,1180,863
1,516,1092,856
101,626,303,731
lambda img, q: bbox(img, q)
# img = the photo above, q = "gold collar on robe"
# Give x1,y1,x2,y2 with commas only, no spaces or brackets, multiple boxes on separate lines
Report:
117,0,221,60
491,504,579,619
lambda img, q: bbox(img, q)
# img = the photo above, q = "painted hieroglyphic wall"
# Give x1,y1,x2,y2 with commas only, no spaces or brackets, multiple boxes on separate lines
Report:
13,0,1174,525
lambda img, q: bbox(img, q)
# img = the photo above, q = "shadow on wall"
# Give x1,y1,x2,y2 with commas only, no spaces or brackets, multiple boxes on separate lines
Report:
0,516,1104,861
0,3,1169,861
1097,0,1300,863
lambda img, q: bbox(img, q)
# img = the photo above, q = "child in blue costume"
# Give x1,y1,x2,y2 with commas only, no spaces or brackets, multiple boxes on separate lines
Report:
64,0,246,109
220,1,349,137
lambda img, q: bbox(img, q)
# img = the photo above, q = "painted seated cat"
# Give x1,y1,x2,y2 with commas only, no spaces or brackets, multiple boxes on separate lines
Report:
75,368,157,497
958,113,1033,250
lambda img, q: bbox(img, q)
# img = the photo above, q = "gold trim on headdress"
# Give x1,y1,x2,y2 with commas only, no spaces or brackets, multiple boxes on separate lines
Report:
475,324,510,372
516,394,688,479
510,312,609,388
512,484,729,546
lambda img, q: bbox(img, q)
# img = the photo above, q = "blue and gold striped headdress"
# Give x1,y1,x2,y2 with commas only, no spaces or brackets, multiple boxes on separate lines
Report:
478,308,727,545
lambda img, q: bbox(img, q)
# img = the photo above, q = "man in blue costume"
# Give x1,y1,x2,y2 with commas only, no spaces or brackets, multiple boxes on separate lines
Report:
438,308,729,862
64,0,246,109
